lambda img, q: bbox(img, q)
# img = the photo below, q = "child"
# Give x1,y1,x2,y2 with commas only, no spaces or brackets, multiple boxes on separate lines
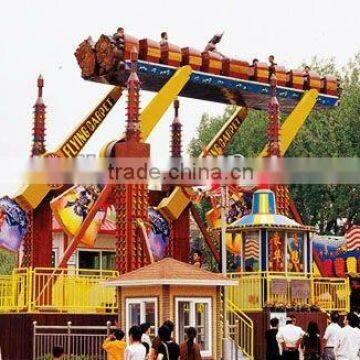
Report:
103,329,126,360
125,326,147,360
140,322,152,355
52,346,64,360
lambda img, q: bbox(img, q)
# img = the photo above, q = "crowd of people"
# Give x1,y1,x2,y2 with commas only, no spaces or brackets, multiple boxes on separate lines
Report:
45,311,360,360
49,320,202,360
102,320,202,360
112,27,314,87
265,312,360,360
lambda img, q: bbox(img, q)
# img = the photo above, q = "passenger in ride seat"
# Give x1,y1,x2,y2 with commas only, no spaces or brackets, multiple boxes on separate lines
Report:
160,32,168,46
268,55,277,77
203,33,224,57
303,65,311,89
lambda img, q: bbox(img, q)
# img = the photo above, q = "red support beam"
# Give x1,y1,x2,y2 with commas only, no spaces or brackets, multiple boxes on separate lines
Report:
190,204,220,264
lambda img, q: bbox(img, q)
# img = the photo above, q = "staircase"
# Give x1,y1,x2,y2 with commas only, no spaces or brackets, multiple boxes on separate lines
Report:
226,300,254,360
229,342,250,360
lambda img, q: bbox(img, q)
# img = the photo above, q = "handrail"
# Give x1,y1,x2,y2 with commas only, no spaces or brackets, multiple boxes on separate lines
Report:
227,271,350,313
227,299,253,328
30,267,118,276
0,267,119,314
226,299,254,359
229,271,313,278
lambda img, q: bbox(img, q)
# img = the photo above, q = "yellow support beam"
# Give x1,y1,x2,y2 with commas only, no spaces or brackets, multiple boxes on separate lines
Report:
158,90,318,221
201,107,248,156
14,87,124,210
100,66,192,155
51,66,192,248
157,106,249,221
140,66,192,139
15,66,192,210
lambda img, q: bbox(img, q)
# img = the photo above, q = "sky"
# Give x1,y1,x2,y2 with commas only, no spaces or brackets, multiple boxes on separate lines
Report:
0,0,359,197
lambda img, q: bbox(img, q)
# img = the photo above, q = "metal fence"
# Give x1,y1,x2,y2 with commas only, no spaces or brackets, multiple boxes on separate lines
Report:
228,271,350,313
33,321,116,360
313,277,350,312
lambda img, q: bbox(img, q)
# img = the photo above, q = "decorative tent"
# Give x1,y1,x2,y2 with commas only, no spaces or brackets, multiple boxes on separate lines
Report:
227,189,315,273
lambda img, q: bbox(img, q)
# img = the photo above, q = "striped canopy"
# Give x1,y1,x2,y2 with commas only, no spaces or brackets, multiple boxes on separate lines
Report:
227,189,312,231
252,189,277,215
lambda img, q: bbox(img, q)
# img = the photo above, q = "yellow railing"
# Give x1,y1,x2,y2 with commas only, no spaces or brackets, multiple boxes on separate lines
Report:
0,267,119,314
0,269,30,312
312,277,350,312
226,299,254,359
227,272,264,311
228,272,350,313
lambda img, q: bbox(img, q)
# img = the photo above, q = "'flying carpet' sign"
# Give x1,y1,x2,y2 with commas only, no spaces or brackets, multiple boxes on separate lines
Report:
56,87,123,157
202,107,248,156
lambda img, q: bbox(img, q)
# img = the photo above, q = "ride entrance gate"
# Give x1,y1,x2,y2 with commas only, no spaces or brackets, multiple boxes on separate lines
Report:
33,321,115,360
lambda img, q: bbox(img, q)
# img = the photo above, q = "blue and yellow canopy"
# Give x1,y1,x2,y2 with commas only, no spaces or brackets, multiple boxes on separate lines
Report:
227,189,312,231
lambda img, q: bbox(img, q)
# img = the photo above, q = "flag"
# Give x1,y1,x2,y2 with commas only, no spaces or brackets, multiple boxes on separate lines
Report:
0,197,27,252
80,208,106,247
345,225,360,251
148,207,170,260
51,184,105,246
226,233,242,254
244,237,260,260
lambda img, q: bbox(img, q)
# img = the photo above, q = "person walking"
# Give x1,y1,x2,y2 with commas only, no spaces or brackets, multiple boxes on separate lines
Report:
179,327,202,360
125,326,147,360
103,329,127,360
301,322,321,360
323,312,341,360
156,325,180,360
140,323,152,356
334,313,360,360
149,321,175,360
265,317,281,360
276,315,305,360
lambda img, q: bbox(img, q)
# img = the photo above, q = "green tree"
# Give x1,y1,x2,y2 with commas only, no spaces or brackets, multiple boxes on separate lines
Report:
189,54,360,235
0,249,17,274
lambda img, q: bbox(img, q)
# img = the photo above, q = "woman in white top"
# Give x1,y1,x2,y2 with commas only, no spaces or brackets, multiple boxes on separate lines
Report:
126,326,147,360
140,323,152,355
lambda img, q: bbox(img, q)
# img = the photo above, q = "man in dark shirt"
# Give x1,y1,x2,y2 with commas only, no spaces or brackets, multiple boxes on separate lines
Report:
265,317,281,360
303,65,311,90
160,32,168,46
268,55,278,78
157,325,180,360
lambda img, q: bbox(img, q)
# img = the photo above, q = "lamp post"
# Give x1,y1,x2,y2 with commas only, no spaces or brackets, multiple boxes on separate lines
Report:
220,185,227,275
221,184,231,359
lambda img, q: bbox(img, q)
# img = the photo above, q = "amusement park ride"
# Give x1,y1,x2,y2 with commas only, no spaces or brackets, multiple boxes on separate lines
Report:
0,28,356,360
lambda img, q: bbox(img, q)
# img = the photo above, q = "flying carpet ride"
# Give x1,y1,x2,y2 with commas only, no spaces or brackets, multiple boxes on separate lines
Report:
75,30,341,112
0,28,354,360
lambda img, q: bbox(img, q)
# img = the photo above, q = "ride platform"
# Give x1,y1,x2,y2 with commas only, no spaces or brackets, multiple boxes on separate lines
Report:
88,60,339,112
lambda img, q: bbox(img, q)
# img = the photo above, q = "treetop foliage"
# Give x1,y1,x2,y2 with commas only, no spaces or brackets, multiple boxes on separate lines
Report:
188,53,360,234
